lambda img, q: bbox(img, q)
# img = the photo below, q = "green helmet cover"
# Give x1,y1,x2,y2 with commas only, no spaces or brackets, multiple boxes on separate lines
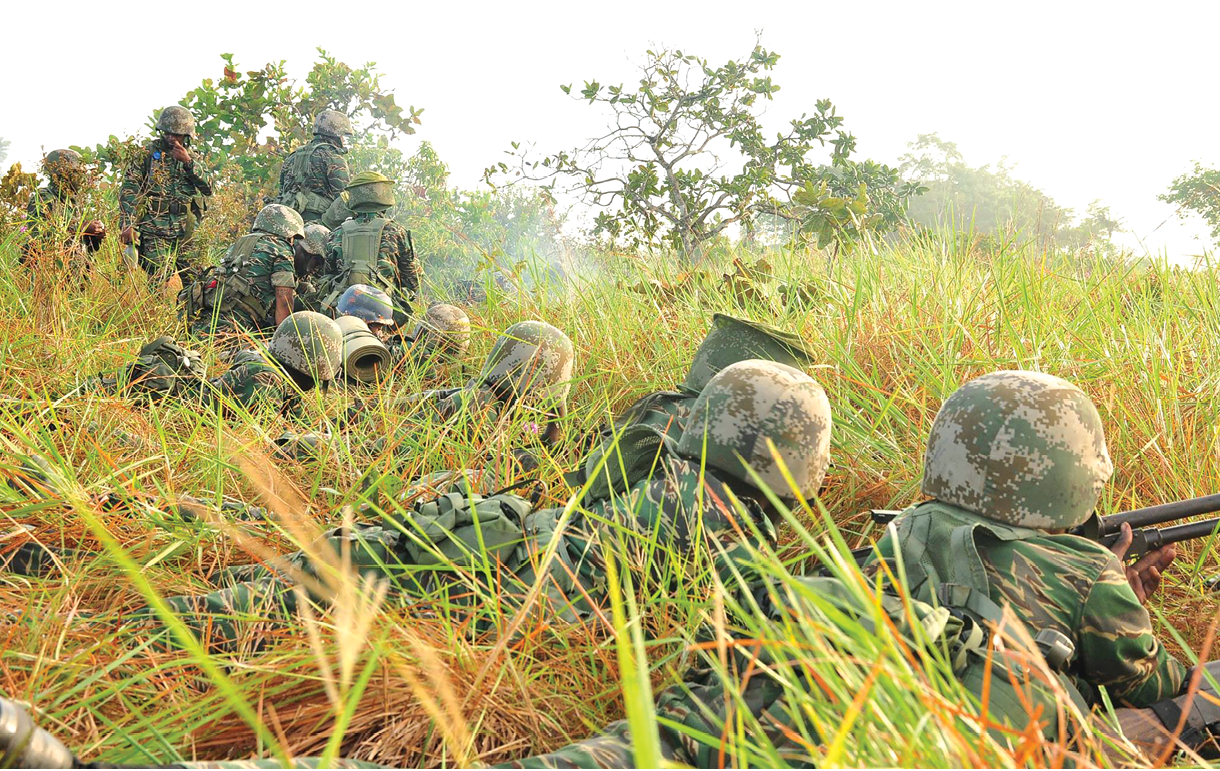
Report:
415,303,471,358
922,370,1113,529
345,171,396,212
682,314,816,392
677,360,832,501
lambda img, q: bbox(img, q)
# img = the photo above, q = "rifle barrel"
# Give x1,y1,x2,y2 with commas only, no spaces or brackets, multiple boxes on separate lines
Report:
1102,493,1220,533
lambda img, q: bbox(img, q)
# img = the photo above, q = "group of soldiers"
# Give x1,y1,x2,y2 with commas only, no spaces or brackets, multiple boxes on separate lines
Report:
24,106,418,342
6,108,1220,768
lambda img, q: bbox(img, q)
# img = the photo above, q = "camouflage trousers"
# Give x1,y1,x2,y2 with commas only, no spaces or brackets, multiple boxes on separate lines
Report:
138,231,196,283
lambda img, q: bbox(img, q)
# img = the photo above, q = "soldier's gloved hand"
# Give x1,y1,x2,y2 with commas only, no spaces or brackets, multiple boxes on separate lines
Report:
119,226,134,245
0,697,77,769
1109,522,1177,603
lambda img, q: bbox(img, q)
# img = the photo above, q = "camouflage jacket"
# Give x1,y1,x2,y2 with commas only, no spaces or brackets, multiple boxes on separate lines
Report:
118,137,214,237
275,137,349,220
197,232,297,333
158,452,774,644
202,350,299,415
323,212,420,298
871,500,1186,707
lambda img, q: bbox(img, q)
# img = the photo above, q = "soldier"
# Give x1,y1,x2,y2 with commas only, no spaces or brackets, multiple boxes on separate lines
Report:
22,148,106,267
118,105,214,284
85,311,341,418
316,171,419,321
293,223,332,308
565,312,815,488
275,109,353,223
153,360,832,651
501,370,1205,767
183,204,307,339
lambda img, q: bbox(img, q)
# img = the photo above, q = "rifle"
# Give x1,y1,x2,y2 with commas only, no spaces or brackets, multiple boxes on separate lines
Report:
863,494,1220,561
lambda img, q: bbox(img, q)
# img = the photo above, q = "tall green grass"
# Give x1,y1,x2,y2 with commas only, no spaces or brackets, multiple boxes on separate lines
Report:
1,223,1218,767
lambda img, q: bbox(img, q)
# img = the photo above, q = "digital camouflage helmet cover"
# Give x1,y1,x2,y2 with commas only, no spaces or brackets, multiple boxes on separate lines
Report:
268,311,344,384
678,360,832,501
922,370,1113,529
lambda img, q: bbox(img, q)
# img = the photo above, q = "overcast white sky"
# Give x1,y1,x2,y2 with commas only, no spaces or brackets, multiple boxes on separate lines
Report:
3,0,1215,258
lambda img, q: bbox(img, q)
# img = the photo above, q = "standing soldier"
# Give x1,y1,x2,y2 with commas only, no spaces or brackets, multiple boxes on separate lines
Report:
118,105,214,285
317,171,419,322
22,148,106,267
276,109,353,223
184,204,306,341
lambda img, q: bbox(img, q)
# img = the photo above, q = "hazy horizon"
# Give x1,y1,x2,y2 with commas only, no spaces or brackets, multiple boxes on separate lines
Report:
3,0,1215,259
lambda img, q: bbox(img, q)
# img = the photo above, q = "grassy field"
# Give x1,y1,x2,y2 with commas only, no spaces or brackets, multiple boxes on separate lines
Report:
2,224,1219,767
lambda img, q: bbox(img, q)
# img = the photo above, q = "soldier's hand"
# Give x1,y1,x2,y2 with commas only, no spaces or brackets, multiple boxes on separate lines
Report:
167,138,192,165
120,225,134,245
1110,522,1177,603
84,220,106,237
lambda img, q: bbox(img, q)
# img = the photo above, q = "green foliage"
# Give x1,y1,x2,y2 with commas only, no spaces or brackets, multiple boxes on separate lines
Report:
74,50,422,192
1159,161,1220,246
487,39,919,258
900,133,1121,253
0,162,37,231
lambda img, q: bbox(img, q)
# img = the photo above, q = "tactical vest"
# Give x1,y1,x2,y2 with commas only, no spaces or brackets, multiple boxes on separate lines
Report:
339,216,391,288
109,336,207,398
279,142,334,218
204,233,273,325
884,501,1091,727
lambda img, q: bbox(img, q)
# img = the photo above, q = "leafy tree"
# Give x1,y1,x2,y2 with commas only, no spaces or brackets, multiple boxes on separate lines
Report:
900,133,1120,252
1159,162,1220,245
486,39,919,258
76,50,422,190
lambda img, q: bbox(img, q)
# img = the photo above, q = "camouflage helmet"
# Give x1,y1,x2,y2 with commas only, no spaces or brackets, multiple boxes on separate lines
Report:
474,320,574,409
252,203,306,241
156,105,196,137
268,311,343,384
313,109,354,139
301,223,331,257
682,314,816,393
337,284,395,326
42,149,84,182
345,171,396,213
677,360,832,501
922,370,1113,529
414,303,471,358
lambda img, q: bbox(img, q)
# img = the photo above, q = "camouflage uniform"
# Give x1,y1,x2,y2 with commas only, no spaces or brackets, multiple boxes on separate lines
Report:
275,139,350,223
118,108,215,278
186,205,304,338
868,370,1185,710
312,172,419,319
156,361,832,654
320,212,419,308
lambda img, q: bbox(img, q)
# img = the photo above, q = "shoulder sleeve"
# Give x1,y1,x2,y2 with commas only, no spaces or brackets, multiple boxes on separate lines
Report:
1078,553,1186,706
260,237,297,288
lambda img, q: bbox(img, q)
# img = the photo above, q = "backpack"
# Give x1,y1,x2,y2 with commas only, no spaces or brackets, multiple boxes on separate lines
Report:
110,337,207,397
